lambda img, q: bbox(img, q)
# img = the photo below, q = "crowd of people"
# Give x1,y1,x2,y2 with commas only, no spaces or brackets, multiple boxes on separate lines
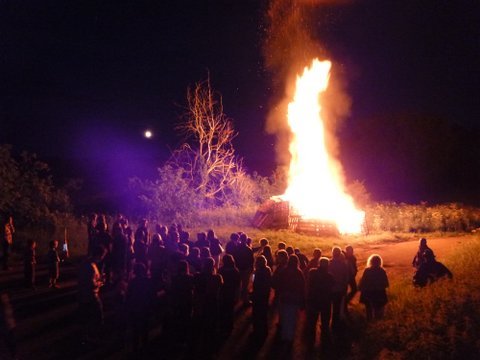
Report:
79,213,393,356
1,213,454,358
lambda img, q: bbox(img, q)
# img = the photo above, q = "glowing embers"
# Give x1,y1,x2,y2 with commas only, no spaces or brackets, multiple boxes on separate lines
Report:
280,59,365,234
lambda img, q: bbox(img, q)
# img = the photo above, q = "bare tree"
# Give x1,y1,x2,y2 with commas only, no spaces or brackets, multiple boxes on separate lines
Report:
171,77,244,204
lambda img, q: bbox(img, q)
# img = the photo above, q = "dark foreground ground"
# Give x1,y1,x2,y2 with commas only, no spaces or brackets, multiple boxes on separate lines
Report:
0,256,366,360
7,236,468,359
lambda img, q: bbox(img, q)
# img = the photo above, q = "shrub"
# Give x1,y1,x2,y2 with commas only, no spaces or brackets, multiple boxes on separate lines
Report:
365,203,480,233
0,145,72,227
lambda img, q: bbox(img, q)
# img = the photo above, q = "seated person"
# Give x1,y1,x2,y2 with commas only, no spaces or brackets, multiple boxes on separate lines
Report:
413,249,452,287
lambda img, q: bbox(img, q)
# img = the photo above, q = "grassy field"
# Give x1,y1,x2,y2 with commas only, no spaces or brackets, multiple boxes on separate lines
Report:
11,216,480,358
353,236,480,359
188,226,480,358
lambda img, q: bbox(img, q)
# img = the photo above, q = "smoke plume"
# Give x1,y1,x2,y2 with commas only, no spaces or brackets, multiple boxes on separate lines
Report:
263,0,352,165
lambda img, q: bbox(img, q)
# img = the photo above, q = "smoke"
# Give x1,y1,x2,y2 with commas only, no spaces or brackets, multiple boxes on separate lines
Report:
263,0,353,165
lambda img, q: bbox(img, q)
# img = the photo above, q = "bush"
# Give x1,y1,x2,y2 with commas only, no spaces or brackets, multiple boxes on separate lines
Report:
0,144,72,228
129,165,203,224
365,203,480,233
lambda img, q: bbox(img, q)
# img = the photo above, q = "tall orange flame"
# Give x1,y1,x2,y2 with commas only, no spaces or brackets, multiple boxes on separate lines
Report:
281,59,365,234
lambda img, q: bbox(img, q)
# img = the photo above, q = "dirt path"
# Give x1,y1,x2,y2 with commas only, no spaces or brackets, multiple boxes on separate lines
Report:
355,235,474,277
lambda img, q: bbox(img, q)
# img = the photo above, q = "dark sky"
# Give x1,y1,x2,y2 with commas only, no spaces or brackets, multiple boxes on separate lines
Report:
1,0,479,206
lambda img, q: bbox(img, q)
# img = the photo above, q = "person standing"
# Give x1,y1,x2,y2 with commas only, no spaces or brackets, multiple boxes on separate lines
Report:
47,240,60,288
87,213,98,257
169,260,194,345
251,255,272,342
24,240,36,289
2,215,15,271
192,257,223,357
207,229,223,270
359,254,389,321
225,233,239,256
261,245,274,269
218,254,241,336
305,257,335,347
344,245,358,308
95,216,113,284
134,219,150,266
234,236,254,306
78,245,106,344
306,248,322,273
329,247,349,332
277,255,305,347
126,262,155,354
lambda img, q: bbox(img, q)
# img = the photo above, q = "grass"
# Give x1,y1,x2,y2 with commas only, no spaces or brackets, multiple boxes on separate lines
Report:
356,235,480,359
11,209,480,357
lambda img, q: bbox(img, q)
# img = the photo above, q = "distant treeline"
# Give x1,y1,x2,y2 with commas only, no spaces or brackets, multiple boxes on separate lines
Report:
364,203,480,233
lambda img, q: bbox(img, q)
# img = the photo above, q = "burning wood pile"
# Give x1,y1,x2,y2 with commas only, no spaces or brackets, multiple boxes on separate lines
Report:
256,59,365,235
252,197,339,236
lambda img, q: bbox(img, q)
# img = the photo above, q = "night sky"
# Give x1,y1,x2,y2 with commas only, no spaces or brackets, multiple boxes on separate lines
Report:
1,0,479,207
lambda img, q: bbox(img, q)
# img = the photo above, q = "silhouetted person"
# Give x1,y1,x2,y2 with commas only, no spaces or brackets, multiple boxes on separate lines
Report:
166,230,180,254
148,235,167,291
177,224,189,245
294,248,308,270
274,242,287,262
95,217,113,283
329,246,348,331
87,213,98,257
187,247,202,273
253,237,269,255
126,262,154,354
225,233,239,256
158,224,168,243
200,246,211,260
306,248,322,272
168,243,188,281
47,240,60,288
412,237,434,269
285,246,294,257
78,245,106,344
305,257,335,347
344,245,358,308
277,255,305,346
169,260,194,345
195,232,209,249
24,239,36,289
193,257,223,357
359,254,389,321
218,254,241,335
234,236,254,306
179,229,194,249
2,215,14,271
272,249,289,308
413,248,453,287
120,218,134,275
251,255,272,342
261,245,274,269
134,219,149,266
207,229,223,269
111,222,127,283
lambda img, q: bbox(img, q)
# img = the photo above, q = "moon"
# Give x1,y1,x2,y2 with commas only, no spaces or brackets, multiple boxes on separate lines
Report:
144,130,153,139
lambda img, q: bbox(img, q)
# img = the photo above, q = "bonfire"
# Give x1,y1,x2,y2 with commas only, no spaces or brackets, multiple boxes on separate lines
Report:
255,59,365,235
